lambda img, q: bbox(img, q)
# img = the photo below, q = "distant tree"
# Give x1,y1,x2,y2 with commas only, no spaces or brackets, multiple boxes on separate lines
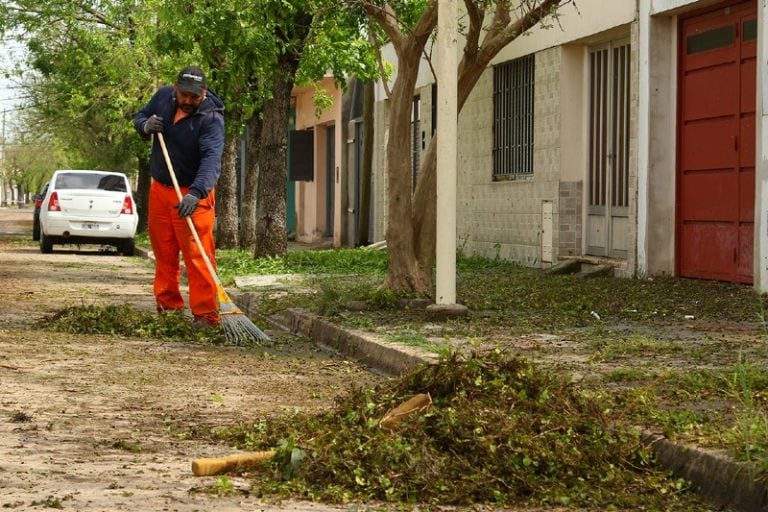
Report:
156,0,377,253
0,0,170,230
252,0,378,258
4,136,69,196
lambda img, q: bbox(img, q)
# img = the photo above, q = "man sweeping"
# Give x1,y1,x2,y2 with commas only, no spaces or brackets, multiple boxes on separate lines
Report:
133,66,225,328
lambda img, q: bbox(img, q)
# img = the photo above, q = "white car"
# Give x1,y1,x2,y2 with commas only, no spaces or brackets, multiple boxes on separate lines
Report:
38,170,138,255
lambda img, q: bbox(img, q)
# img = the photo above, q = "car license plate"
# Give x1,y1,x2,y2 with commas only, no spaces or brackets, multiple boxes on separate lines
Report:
82,223,99,230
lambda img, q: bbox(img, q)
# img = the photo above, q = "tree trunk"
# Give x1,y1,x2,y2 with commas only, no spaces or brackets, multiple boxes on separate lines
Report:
384,44,432,294
254,59,295,258
215,135,239,248
240,113,262,251
411,1,566,280
412,61,500,275
135,157,151,234
375,0,566,294
356,80,375,247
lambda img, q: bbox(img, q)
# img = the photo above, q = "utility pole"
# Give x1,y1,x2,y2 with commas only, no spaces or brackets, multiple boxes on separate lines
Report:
435,0,458,305
0,110,6,207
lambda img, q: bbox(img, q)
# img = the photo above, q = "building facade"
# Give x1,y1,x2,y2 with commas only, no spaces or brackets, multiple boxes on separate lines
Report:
364,0,768,290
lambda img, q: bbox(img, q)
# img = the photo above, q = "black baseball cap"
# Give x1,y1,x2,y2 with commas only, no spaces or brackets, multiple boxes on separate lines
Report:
176,66,206,95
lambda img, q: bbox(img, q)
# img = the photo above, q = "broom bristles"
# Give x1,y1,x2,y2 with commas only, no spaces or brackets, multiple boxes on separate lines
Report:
219,298,270,345
221,314,270,345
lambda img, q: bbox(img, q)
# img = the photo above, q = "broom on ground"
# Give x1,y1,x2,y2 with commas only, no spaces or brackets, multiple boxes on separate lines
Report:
155,132,269,344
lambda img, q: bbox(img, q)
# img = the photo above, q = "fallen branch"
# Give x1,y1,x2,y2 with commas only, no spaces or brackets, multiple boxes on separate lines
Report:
191,450,276,476
378,392,432,430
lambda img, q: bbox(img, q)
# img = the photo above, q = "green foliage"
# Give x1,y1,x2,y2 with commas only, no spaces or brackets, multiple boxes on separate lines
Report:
215,247,387,284
214,476,235,495
42,304,228,344
610,356,768,470
295,1,378,87
155,0,380,136
456,260,768,326
2,138,66,194
727,355,768,469
221,351,704,508
384,328,442,352
589,334,681,362
0,0,167,172
310,275,385,316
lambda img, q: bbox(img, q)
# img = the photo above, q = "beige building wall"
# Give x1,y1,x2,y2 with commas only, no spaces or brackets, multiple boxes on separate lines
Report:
455,48,562,265
640,11,678,277
372,30,640,272
292,78,344,245
369,0,768,288
370,0,641,271
372,100,388,243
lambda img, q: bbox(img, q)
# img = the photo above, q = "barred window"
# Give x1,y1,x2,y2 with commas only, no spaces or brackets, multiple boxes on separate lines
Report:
411,95,421,191
493,55,535,178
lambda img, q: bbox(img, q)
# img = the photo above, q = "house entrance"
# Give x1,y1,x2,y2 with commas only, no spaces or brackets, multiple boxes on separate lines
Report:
586,40,631,259
677,0,756,283
325,125,336,237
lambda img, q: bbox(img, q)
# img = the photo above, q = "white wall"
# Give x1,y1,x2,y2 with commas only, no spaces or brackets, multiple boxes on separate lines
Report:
755,0,768,292
494,1,636,63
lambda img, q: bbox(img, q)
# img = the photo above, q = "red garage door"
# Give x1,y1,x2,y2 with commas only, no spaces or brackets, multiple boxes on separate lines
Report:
677,1,757,283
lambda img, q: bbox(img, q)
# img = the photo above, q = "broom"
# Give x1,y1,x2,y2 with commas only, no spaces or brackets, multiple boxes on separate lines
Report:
155,132,269,344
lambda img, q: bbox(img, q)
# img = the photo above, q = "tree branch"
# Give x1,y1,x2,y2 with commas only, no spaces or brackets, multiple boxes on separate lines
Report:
411,0,438,43
463,0,485,63
476,0,568,70
368,23,393,98
360,2,404,49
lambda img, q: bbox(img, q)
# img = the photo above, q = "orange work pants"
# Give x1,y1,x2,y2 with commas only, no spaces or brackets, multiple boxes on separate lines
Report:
148,180,218,319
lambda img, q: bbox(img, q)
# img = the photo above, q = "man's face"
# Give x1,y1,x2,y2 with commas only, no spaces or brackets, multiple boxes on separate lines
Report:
174,86,206,113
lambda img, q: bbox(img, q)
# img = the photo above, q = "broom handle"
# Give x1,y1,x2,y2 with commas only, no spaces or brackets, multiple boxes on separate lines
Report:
155,132,222,287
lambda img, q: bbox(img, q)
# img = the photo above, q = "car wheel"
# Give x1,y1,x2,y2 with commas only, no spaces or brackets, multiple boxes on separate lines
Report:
40,232,53,254
32,218,40,241
119,238,135,256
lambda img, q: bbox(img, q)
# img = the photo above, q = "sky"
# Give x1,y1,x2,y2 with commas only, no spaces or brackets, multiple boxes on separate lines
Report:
0,35,27,139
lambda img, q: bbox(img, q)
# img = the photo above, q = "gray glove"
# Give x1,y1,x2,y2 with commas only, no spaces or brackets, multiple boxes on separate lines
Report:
176,194,199,217
143,114,164,134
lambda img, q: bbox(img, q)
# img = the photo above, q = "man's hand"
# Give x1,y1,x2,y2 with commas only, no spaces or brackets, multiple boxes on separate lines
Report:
176,194,199,217
143,114,164,134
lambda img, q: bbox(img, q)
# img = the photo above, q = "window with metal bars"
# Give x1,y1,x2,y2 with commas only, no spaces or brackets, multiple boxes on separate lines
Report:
411,95,421,191
492,55,535,178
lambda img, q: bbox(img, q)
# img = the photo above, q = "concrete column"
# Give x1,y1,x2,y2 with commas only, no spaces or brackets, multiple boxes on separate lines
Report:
755,0,768,292
636,0,651,277
435,0,458,305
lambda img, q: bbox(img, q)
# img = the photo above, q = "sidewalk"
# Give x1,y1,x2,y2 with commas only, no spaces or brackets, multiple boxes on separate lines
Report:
245,304,767,512
133,240,767,512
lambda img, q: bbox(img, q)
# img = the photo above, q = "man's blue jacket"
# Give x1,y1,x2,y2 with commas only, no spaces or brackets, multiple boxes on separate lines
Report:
134,86,225,199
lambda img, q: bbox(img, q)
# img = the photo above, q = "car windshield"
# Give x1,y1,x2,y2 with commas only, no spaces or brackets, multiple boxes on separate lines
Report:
55,172,127,192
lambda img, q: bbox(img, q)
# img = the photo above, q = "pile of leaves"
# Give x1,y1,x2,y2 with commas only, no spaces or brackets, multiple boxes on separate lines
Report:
226,351,702,509
41,304,228,344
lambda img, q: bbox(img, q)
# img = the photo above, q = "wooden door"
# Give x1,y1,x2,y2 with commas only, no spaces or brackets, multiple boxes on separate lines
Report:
677,1,757,283
587,40,631,258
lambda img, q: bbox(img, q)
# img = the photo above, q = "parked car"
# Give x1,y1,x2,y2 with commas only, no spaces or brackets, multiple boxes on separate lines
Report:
38,170,138,255
31,181,49,241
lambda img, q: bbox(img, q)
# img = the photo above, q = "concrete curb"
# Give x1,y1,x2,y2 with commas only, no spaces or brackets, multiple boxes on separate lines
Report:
133,246,152,259
642,431,768,512
271,308,438,376
230,292,437,376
